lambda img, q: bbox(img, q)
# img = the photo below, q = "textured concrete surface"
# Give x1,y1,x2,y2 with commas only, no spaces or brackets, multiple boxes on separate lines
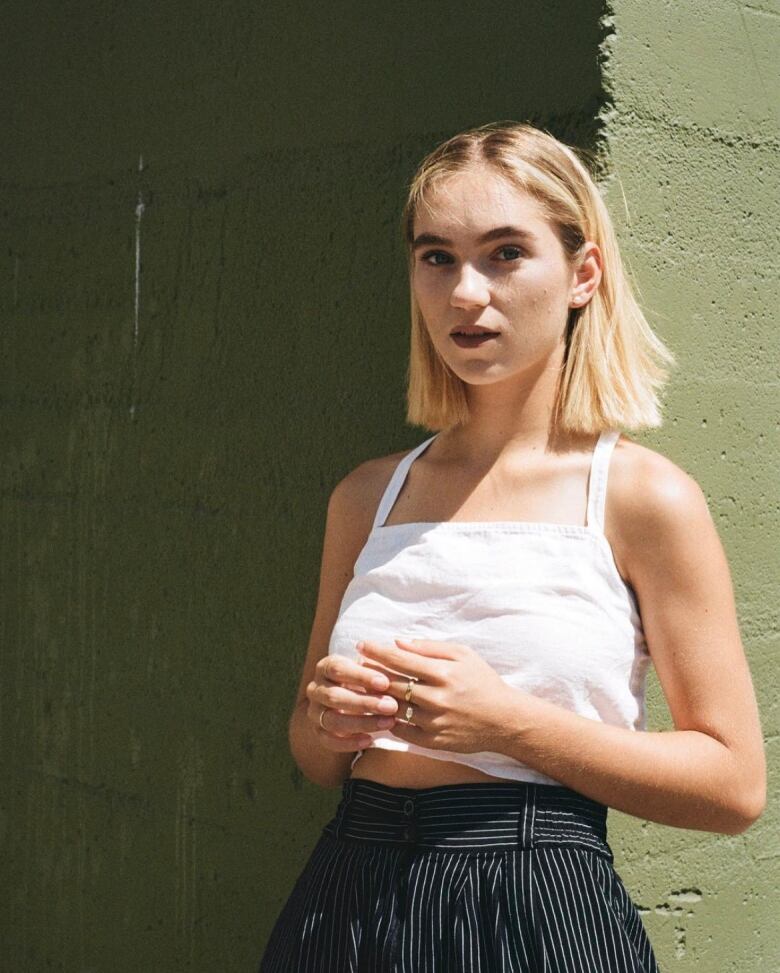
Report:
599,2,779,970
1,1,776,970
0,2,604,970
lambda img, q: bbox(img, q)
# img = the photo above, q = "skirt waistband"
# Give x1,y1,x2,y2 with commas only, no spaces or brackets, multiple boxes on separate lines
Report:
323,778,613,860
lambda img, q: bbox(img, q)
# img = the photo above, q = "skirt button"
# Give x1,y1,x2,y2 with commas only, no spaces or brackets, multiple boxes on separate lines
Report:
403,798,415,816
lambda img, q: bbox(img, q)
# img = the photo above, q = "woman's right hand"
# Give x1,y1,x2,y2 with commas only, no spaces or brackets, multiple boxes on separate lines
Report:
306,653,399,752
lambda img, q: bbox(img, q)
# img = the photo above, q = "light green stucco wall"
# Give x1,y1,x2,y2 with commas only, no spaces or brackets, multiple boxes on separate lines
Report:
1,2,775,970
598,2,779,970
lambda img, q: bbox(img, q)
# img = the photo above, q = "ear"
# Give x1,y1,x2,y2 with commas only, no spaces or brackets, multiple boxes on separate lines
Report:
569,241,602,309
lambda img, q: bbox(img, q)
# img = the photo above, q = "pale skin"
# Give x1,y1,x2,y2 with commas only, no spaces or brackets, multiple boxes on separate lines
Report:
291,163,766,835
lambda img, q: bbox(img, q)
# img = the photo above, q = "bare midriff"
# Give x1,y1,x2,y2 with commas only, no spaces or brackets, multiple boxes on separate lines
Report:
349,748,509,788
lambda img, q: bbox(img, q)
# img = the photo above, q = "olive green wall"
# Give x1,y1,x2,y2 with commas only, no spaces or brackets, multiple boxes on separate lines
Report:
1,1,775,970
0,2,605,970
598,2,779,970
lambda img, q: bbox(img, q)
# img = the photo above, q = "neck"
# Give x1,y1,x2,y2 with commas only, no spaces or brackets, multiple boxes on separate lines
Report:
443,343,585,462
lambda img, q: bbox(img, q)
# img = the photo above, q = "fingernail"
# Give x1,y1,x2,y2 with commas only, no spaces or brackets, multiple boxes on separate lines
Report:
372,675,388,690
377,717,395,729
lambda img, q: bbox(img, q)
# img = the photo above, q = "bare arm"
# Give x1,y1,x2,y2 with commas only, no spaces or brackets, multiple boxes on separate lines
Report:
288,459,401,788
490,447,767,833
360,443,767,833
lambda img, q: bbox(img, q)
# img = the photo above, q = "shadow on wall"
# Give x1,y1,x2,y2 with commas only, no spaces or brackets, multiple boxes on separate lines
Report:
0,2,606,970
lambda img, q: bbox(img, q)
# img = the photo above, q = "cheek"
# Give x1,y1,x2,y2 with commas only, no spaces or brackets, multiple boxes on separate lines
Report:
412,277,430,311
413,274,443,308
508,281,566,325
413,288,448,338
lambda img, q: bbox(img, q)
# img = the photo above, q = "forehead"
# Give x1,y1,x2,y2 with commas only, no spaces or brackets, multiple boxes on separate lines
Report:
414,166,550,236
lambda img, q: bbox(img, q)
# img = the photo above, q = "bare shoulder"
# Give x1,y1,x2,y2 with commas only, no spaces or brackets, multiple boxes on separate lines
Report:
606,434,716,583
329,448,409,534
609,434,710,522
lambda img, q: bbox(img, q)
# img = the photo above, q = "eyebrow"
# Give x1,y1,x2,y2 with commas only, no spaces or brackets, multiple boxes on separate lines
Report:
411,225,538,251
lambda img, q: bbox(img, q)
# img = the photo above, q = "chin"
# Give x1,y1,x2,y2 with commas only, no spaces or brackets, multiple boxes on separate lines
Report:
449,364,508,385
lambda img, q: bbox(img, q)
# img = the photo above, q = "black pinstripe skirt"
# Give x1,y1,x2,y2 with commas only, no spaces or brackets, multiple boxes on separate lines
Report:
259,778,660,973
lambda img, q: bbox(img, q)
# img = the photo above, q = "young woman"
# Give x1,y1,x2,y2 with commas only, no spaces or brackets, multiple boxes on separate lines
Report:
259,121,766,972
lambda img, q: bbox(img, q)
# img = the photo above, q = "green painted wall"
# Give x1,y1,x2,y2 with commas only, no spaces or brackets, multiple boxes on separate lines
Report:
0,2,604,970
1,1,775,970
598,2,779,970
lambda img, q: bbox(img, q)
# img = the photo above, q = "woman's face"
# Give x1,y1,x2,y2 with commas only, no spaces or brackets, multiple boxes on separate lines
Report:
411,165,583,387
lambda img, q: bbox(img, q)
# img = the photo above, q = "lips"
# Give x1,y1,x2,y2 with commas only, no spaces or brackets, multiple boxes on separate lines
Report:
450,326,500,337
451,329,500,349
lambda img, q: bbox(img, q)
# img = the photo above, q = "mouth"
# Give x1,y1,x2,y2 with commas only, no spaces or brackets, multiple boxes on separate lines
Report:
450,326,500,348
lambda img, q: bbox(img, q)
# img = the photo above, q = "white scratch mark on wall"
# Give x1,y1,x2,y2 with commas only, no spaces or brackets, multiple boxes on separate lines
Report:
734,0,777,122
130,154,145,419
175,735,203,966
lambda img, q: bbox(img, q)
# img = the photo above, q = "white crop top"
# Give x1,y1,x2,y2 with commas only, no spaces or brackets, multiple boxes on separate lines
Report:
327,429,652,786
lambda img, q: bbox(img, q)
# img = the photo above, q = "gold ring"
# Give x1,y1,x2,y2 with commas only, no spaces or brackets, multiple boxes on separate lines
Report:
319,707,328,731
404,676,418,703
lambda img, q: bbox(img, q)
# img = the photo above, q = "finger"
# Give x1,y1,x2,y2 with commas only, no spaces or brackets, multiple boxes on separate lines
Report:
386,719,435,747
357,658,397,682
310,682,399,716
341,681,370,694
319,709,397,736
316,727,374,752
391,704,434,732
354,665,438,712
358,640,440,682
319,654,390,692
395,638,463,660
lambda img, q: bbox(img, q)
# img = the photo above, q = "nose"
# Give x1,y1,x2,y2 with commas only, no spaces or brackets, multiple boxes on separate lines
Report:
450,263,490,309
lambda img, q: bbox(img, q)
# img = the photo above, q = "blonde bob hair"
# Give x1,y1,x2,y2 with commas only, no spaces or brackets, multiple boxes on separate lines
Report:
401,121,676,434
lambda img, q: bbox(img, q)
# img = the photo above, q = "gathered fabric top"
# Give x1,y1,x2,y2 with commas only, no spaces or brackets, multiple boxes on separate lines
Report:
328,429,652,786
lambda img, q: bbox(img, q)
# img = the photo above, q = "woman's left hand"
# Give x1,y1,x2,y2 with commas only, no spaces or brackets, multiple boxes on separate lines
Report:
356,637,518,754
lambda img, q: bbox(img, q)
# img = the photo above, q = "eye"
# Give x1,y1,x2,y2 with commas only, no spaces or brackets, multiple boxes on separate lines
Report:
496,245,524,261
418,245,525,267
420,250,452,266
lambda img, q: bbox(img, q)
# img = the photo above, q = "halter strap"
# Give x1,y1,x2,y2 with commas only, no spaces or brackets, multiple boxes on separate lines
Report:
372,434,439,529
371,429,621,531
586,430,621,532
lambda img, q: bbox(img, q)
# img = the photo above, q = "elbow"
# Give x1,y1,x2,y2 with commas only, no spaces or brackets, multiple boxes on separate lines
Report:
287,711,352,790
287,740,343,790
285,739,343,789
716,745,767,835
736,792,766,834
299,769,345,790
721,784,766,836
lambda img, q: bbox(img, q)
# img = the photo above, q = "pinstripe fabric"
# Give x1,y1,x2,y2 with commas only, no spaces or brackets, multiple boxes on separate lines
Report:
259,779,660,972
